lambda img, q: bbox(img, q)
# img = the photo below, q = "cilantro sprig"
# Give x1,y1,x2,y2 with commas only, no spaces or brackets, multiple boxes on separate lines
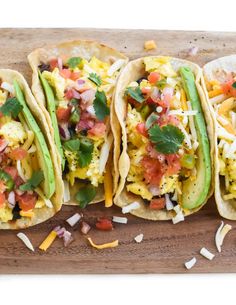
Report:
93,90,110,121
88,73,102,86
75,185,96,208
148,124,184,154
19,171,44,191
0,97,23,118
125,86,144,103
232,82,236,89
67,57,82,69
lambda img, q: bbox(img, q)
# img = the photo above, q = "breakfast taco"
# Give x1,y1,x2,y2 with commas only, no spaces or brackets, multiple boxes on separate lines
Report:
0,69,63,229
28,41,128,208
203,55,236,220
114,56,213,221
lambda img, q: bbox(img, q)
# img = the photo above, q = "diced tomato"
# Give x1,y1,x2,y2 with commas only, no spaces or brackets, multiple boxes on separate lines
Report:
95,218,113,231
0,192,6,207
4,166,18,180
141,87,151,94
166,154,181,175
146,144,165,162
141,156,166,186
148,72,161,84
56,107,71,123
0,181,6,193
49,59,58,71
9,148,27,161
136,123,148,137
60,69,71,79
146,96,157,106
158,114,179,127
16,193,37,211
221,79,236,97
65,89,74,100
76,112,95,132
70,71,81,81
150,198,166,210
14,176,24,188
88,122,106,137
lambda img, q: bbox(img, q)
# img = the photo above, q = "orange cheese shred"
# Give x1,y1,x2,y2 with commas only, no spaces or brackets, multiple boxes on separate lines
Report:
104,154,113,208
39,230,57,251
87,237,119,250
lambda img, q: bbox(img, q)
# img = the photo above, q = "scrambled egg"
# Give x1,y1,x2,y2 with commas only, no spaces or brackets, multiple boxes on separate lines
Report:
0,89,7,105
43,68,66,100
64,150,79,172
144,57,177,77
0,121,27,147
127,182,152,200
0,205,13,222
159,175,178,195
67,167,88,186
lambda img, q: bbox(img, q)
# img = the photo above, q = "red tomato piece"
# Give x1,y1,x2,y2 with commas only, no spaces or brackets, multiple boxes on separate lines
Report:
88,122,106,137
141,156,166,186
0,181,6,193
96,218,113,231
166,154,181,175
0,192,6,207
148,72,161,84
150,198,166,210
56,107,71,123
49,59,58,71
70,71,81,81
60,69,71,79
4,166,18,180
136,123,148,137
221,79,236,97
16,193,37,211
9,148,27,161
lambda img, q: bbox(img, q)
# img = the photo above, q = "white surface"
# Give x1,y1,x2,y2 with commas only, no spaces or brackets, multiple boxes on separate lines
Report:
1,0,236,303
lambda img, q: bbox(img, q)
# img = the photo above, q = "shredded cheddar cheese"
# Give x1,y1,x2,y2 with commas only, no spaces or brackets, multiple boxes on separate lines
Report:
144,40,157,51
20,210,34,218
104,154,113,208
208,88,223,98
87,237,119,249
39,230,57,251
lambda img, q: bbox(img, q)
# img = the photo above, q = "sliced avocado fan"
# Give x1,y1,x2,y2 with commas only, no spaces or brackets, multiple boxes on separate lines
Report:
39,72,65,170
14,80,55,199
179,67,211,210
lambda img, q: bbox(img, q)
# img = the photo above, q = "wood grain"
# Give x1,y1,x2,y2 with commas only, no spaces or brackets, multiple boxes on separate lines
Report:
0,28,235,274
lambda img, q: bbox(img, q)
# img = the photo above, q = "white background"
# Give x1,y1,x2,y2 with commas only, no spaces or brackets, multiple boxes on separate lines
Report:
1,0,236,304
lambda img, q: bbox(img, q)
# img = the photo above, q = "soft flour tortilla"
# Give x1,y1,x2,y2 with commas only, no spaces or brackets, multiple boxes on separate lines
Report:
203,55,236,220
113,56,214,220
0,69,63,229
28,40,128,205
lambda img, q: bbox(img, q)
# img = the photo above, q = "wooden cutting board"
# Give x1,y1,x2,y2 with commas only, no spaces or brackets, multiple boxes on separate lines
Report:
0,28,235,274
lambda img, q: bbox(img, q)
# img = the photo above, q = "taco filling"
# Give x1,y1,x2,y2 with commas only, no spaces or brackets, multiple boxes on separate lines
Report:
205,73,236,201
0,79,55,225
38,55,125,207
120,57,211,216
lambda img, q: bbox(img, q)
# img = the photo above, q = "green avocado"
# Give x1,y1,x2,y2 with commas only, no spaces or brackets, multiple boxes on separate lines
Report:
38,72,65,170
179,67,211,210
13,80,55,199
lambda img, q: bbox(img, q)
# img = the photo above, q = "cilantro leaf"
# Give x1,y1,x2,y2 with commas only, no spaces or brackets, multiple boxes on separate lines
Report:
67,57,82,69
148,124,184,154
93,90,110,120
88,73,102,86
78,138,94,168
75,185,96,208
19,170,44,191
232,82,236,89
63,139,80,152
0,97,23,118
125,86,144,103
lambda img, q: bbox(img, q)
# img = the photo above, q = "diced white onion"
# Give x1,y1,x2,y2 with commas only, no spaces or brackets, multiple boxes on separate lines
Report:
122,201,140,214
86,105,96,116
66,213,81,227
107,59,125,77
165,194,174,210
27,145,37,153
81,221,91,235
99,134,113,175
112,216,128,224
217,124,236,141
104,78,116,84
16,160,26,181
200,247,215,260
83,64,96,74
175,91,181,101
63,180,70,203
44,199,53,208
185,257,197,270
1,82,14,94
171,190,178,202
178,123,192,149
172,207,185,225
230,111,236,128
215,221,232,253
173,205,181,213
188,46,199,56
216,114,229,126
7,191,16,208
192,141,199,151
17,232,34,252
134,233,144,243
169,110,198,116
156,106,163,113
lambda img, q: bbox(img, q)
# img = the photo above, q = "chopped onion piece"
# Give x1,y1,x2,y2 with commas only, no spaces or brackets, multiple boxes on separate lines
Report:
187,101,197,143
165,194,174,210
81,221,91,234
63,230,74,247
185,257,197,270
66,213,81,227
107,59,125,76
7,191,15,208
87,237,119,250
122,201,140,214
134,233,144,243
156,106,163,113
200,247,215,260
99,134,113,174
188,46,199,56
86,105,96,116
178,122,192,149
17,232,34,252
63,180,70,203
1,81,14,94
217,124,236,141
27,145,36,153
215,221,232,252
172,208,185,225
112,216,128,224
16,160,26,181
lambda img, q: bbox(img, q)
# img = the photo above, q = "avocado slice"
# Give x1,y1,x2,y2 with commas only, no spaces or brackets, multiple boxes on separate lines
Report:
179,67,211,210
14,80,55,199
38,72,65,170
